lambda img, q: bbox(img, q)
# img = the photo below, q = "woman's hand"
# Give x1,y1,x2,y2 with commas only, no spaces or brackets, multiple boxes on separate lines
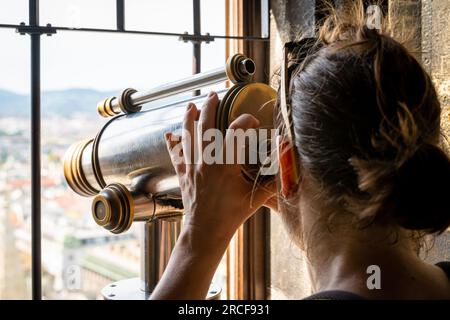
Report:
150,91,276,299
165,91,276,244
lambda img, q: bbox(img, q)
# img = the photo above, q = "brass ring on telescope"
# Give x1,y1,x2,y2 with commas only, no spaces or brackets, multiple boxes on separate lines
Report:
216,83,246,133
227,83,276,126
63,142,82,195
75,140,99,196
112,183,134,233
90,114,122,189
97,97,118,118
118,88,142,115
73,140,89,194
97,88,142,118
92,183,135,234
63,138,99,197
91,131,106,189
226,82,277,182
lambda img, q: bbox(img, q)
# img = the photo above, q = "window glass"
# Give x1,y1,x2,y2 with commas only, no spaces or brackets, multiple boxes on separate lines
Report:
126,0,193,34
0,0,28,25
40,0,116,29
41,32,192,299
0,0,229,299
201,0,226,36
200,39,227,96
0,28,31,299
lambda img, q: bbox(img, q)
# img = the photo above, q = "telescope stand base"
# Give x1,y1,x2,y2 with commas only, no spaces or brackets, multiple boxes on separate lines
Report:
101,277,222,300
102,278,150,300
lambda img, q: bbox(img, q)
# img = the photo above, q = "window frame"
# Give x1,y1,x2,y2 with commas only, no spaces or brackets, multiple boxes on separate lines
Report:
0,0,269,300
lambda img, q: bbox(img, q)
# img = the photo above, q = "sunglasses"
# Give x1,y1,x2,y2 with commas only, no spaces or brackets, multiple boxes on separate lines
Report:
278,38,320,194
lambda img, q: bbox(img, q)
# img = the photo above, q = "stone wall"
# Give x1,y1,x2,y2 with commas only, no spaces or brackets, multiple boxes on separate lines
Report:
422,0,450,139
391,0,450,263
269,0,450,300
268,0,315,300
420,0,450,264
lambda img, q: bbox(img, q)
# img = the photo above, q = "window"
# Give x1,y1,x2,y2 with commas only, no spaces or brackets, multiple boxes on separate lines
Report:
0,0,268,300
268,0,450,299
0,26,31,299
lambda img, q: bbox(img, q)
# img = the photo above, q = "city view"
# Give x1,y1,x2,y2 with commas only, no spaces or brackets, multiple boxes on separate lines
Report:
0,0,227,300
0,89,141,299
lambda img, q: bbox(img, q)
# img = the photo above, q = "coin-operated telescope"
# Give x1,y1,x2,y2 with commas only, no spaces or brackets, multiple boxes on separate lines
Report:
63,54,276,299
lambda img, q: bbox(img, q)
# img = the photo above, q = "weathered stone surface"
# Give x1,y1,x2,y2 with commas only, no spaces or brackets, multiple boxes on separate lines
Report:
269,0,315,300
422,0,450,139
269,0,450,299
421,0,450,267
269,213,312,299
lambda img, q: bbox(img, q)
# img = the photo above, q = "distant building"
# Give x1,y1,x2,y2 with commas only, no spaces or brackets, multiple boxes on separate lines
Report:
0,194,28,299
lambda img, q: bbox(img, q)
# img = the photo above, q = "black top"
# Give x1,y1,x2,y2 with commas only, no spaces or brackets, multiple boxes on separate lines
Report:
304,261,450,300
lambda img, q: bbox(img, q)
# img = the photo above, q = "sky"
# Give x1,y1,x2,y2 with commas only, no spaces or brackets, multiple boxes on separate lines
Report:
0,0,226,94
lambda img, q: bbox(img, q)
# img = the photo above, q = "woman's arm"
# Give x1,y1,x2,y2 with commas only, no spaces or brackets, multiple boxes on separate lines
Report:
149,224,230,299
150,92,276,299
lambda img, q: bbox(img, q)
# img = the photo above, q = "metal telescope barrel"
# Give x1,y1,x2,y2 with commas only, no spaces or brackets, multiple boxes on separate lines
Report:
63,54,273,300
64,53,276,234
97,54,256,118
119,68,227,107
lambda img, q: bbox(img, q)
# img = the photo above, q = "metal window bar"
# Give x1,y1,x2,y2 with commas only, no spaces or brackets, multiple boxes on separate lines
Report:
116,0,125,31
1,24,270,41
29,0,41,301
193,0,201,96
0,0,269,300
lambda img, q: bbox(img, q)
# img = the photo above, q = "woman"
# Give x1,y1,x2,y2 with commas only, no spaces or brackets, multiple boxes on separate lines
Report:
151,2,450,299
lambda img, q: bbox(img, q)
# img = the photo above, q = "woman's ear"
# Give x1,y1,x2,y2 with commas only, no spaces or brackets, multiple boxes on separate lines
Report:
277,136,300,198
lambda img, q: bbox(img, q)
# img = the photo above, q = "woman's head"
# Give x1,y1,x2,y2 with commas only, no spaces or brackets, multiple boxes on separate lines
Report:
277,1,450,249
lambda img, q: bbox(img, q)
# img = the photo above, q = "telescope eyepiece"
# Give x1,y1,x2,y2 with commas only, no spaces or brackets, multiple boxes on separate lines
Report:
93,200,107,220
226,54,256,84
92,183,134,234
240,58,256,76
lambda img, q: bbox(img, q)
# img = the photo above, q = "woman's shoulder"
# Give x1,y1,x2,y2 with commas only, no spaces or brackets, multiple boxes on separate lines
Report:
303,290,366,300
304,261,450,300
435,261,450,279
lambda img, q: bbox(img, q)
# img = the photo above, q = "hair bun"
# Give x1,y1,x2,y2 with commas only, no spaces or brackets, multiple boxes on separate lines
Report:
390,143,450,234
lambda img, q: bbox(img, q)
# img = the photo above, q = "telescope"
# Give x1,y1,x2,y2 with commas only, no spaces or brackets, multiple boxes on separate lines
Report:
63,53,276,299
